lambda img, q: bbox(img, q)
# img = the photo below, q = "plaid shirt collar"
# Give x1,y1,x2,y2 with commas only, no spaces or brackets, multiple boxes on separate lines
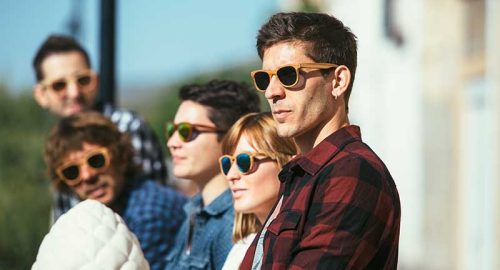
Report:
279,125,362,181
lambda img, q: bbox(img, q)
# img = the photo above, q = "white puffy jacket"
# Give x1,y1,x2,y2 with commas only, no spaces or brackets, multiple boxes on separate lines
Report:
32,200,150,270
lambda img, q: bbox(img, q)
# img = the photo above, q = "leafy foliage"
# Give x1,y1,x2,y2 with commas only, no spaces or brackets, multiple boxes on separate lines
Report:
0,85,54,270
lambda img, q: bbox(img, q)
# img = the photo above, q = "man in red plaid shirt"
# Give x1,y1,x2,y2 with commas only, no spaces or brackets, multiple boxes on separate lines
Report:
242,12,401,269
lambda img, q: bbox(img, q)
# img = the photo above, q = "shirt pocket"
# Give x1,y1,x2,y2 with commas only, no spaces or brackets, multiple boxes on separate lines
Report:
184,256,209,270
267,210,301,236
164,251,178,268
165,251,209,270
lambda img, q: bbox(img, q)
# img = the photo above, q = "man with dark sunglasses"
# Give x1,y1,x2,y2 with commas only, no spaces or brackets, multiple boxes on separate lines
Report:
44,111,186,270
240,12,401,269
32,35,168,222
165,80,260,270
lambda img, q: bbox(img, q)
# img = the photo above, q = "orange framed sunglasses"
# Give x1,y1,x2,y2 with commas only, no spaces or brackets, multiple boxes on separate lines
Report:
219,152,274,175
56,147,110,186
40,70,97,95
250,63,338,92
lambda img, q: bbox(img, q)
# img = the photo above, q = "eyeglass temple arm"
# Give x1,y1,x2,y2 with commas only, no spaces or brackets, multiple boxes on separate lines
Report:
299,63,338,69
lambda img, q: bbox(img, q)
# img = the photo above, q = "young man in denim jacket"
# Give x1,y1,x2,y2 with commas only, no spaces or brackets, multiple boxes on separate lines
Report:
44,112,186,270
165,80,260,269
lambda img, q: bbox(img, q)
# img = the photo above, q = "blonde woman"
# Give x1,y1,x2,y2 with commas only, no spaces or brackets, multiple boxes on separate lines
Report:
219,112,297,270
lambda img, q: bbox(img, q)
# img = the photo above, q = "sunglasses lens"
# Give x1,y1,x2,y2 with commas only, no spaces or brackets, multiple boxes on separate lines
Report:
51,80,67,92
277,66,298,86
77,75,92,86
87,153,106,169
220,156,232,175
166,122,175,138
236,153,252,173
178,123,192,142
61,165,79,181
253,71,270,91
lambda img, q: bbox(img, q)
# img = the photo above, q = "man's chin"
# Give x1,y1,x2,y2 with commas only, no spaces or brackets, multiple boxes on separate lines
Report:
276,124,297,138
173,168,191,180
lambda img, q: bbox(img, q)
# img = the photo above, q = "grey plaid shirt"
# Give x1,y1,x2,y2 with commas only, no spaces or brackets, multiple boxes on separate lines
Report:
51,105,167,222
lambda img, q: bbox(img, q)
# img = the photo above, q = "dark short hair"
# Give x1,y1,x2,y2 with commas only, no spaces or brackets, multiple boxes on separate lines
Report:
33,34,91,81
179,80,261,140
44,112,138,192
257,12,357,112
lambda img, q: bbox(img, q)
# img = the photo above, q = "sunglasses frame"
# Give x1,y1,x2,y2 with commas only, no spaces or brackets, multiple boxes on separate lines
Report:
250,63,338,92
165,121,224,142
39,69,97,95
55,147,111,186
219,152,273,175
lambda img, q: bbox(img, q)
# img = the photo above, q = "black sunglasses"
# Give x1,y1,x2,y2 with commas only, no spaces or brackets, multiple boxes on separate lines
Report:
250,63,338,92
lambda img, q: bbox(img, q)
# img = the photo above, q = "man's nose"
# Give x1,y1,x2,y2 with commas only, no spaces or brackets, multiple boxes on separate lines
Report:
79,165,94,182
66,80,82,98
167,129,183,149
264,76,285,101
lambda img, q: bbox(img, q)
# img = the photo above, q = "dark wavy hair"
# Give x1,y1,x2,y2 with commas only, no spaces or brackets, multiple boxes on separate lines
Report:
257,12,358,112
44,112,138,192
33,34,91,81
179,80,261,140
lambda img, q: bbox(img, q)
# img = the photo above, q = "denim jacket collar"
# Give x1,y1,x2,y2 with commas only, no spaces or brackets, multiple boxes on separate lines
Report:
184,188,233,217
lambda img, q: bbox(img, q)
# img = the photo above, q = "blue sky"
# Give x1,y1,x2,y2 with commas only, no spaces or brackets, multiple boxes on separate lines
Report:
0,0,279,94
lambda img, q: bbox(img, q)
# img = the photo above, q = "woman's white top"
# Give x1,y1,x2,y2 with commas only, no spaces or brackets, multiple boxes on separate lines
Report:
222,233,257,270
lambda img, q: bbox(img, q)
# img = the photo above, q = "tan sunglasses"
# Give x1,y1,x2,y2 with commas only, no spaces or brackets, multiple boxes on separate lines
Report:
40,70,97,95
250,63,338,92
219,152,274,175
56,147,110,186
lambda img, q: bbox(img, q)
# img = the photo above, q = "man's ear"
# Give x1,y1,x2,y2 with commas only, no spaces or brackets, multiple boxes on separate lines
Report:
95,73,100,89
33,84,48,108
331,65,351,99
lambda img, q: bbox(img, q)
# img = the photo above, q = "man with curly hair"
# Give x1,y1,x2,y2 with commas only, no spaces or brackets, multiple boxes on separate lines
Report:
44,111,186,270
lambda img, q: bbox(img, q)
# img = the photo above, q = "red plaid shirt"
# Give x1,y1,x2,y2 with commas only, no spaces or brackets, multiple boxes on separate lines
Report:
240,125,401,270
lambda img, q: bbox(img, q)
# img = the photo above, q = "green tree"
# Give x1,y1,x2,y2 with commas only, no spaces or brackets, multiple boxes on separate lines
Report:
0,85,53,270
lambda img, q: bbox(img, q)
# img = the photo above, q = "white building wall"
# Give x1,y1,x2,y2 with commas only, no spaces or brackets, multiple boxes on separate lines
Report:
326,0,499,269
326,1,425,268
421,1,463,269
483,0,500,269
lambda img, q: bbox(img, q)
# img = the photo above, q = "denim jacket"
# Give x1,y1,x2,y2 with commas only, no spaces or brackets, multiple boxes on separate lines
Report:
165,189,234,270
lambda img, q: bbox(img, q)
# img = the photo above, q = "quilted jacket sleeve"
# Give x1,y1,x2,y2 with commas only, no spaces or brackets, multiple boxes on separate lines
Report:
32,200,150,270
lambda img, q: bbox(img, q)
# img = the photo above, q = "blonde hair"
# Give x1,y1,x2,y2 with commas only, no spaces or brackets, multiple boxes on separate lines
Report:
221,112,297,242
